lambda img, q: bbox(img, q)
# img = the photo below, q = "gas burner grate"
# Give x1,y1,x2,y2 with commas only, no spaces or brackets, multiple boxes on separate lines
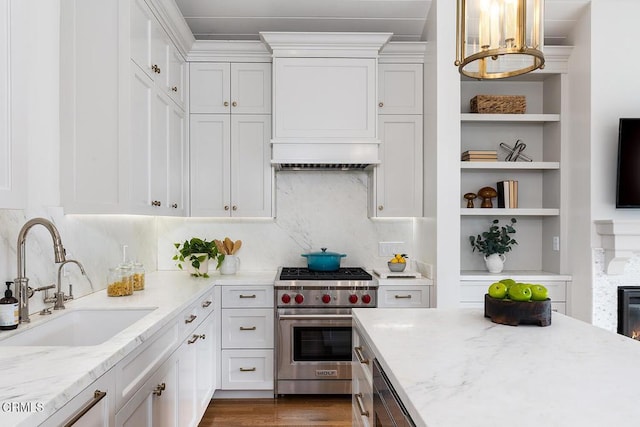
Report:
279,267,372,281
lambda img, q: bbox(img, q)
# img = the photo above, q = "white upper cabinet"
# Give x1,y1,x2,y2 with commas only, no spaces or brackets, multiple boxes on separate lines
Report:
168,44,186,109
272,57,377,140
189,63,271,114
378,64,423,115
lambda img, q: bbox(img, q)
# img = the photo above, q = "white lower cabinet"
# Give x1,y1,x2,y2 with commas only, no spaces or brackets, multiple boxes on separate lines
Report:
352,327,373,427
376,278,433,308
115,353,179,427
41,369,116,427
221,349,274,390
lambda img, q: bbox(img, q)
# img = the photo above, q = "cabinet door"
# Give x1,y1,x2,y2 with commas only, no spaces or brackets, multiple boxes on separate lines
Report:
273,57,376,139
230,63,271,114
190,114,231,216
378,64,423,115
167,102,186,215
150,90,170,212
178,336,197,427
374,115,423,217
130,0,153,77
190,63,231,114
129,64,154,214
195,313,215,417
168,44,186,108
231,114,272,217
221,308,274,349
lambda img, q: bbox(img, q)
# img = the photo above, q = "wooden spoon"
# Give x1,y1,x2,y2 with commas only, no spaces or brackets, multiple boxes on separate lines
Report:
231,240,242,255
214,239,226,255
224,237,234,255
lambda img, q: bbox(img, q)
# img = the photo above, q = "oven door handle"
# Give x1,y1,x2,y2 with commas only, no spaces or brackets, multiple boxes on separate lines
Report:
277,314,353,321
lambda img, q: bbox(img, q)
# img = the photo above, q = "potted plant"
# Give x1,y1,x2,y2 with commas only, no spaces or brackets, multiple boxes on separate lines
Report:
469,218,517,273
173,238,224,278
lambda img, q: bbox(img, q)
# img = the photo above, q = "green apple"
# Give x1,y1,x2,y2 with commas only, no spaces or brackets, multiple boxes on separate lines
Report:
488,282,508,299
508,284,532,302
499,278,517,289
530,284,549,301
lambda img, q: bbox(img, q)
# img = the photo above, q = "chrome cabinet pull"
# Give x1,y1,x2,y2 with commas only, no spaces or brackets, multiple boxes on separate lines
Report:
239,294,256,299
355,393,369,417
240,326,257,331
240,367,256,372
153,383,166,396
394,294,412,299
185,314,197,324
63,390,107,427
354,346,369,365
201,300,212,308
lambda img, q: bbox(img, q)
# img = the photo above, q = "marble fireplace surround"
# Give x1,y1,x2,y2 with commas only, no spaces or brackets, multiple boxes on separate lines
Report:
595,220,640,275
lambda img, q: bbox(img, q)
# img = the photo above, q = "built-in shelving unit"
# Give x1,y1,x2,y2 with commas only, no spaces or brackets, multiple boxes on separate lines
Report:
461,161,559,170
460,208,560,216
461,113,560,123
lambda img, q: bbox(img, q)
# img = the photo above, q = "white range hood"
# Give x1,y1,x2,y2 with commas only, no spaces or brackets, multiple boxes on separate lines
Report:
260,32,392,170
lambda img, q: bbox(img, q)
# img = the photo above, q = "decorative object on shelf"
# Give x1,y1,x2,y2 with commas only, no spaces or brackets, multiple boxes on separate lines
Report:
496,180,518,208
477,186,498,208
173,238,224,278
454,0,545,79
464,192,477,208
469,218,518,273
469,95,526,114
214,237,242,275
500,140,532,162
461,150,497,162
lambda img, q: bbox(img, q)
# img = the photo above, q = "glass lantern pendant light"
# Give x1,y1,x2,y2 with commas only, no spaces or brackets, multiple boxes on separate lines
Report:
455,0,545,79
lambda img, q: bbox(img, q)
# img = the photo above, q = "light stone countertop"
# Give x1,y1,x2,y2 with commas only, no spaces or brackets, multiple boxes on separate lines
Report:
0,270,276,426
353,308,640,427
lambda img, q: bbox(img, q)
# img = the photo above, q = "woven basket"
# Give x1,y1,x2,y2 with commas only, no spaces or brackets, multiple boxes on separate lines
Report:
470,95,526,114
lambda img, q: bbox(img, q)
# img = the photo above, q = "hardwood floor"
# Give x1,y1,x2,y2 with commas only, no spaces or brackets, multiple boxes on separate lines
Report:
198,395,352,427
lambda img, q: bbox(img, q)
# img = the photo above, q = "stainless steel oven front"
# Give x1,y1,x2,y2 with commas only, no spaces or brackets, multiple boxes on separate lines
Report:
276,308,353,395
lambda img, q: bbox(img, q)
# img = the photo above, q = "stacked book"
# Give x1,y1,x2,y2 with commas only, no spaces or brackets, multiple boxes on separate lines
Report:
497,180,518,208
461,150,497,162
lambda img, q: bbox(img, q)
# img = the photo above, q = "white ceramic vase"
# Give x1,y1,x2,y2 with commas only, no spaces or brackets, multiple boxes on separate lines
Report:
484,253,506,273
186,253,209,276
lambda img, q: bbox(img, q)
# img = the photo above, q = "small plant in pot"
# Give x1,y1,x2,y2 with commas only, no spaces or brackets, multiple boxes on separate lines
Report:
469,218,517,273
173,238,224,278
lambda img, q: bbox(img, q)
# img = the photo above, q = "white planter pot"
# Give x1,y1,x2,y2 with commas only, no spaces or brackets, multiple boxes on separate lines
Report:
186,253,210,277
484,253,506,273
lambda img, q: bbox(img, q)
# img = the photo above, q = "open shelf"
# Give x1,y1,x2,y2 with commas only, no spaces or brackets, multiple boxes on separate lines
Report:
460,113,560,123
460,161,559,170
460,208,559,216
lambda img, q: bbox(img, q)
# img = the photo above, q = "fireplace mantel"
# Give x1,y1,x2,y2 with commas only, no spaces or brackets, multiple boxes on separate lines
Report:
595,220,640,274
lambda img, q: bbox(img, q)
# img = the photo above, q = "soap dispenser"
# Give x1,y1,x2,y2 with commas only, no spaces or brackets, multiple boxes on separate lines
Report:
0,281,19,330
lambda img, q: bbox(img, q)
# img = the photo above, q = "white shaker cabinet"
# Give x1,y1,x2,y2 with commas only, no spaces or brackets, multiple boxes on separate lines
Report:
370,115,423,217
378,63,423,115
190,62,271,114
190,114,272,217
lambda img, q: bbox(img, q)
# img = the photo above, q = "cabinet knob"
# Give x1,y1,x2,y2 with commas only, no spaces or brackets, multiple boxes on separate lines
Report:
153,383,166,396
224,205,230,211
223,101,229,107
379,102,384,107
152,200,161,207
378,205,384,211
232,205,237,211
232,101,237,107
171,203,178,209
171,86,178,92
151,64,161,74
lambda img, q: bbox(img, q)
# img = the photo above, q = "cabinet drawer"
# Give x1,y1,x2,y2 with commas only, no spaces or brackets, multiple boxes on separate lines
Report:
352,329,374,381
115,320,179,411
377,286,429,308
222,286,273,308
222,308,274,349
180,290,215,337
221,349,274,390
352,369,373,427
460,280,567,302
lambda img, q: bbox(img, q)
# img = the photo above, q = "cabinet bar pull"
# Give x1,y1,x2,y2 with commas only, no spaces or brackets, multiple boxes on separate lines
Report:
187,334,200,344
394,295,412,299
201,300,212,308
240,326,257,331
63,390,107,427
240,367,256,372
355,393,369,417
354,346,369,365
239,294,256,299
153,382,166,396
185,314,197,324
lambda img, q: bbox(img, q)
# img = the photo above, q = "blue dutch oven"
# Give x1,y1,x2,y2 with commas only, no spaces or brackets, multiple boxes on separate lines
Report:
301,248,346,271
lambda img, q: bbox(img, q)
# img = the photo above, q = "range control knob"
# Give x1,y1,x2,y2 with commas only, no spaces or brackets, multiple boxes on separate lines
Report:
362,294,372,304
349,294,359,304
281,294,291,304
321,294,332,304
294,294,304,304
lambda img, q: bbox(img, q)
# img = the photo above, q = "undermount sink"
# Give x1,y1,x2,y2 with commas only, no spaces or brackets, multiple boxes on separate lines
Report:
0,308,156,346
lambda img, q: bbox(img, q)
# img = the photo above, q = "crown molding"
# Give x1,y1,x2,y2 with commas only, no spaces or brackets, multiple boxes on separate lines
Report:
260,32,392,58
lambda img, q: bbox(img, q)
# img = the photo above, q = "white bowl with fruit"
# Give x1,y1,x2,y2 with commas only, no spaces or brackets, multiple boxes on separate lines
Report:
484,279,552,327
388,254,407,272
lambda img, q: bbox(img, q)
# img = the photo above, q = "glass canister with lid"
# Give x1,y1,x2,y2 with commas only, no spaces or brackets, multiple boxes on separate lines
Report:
132,262,145,291
107,266,133,297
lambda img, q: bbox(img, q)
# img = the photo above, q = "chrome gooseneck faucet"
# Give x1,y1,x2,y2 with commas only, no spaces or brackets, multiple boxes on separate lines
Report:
14,218,67,323
50,259,90,310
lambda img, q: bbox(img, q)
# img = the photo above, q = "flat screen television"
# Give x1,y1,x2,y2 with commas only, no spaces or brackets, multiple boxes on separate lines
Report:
616,118,640,208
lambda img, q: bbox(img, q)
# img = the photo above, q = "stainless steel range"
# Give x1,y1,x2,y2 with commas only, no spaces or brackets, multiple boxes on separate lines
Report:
274,266,377,395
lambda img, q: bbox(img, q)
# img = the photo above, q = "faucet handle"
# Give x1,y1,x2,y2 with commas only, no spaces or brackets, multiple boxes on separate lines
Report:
33,284,56,304
33,284,55,292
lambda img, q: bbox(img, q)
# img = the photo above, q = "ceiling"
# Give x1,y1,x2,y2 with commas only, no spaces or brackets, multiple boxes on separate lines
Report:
173,0,590,45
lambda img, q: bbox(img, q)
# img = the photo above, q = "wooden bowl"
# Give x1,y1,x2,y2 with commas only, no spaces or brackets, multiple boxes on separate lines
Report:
484,294,551,326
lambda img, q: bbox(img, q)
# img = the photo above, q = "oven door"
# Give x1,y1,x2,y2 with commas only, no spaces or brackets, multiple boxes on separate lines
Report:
277,309,353,383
